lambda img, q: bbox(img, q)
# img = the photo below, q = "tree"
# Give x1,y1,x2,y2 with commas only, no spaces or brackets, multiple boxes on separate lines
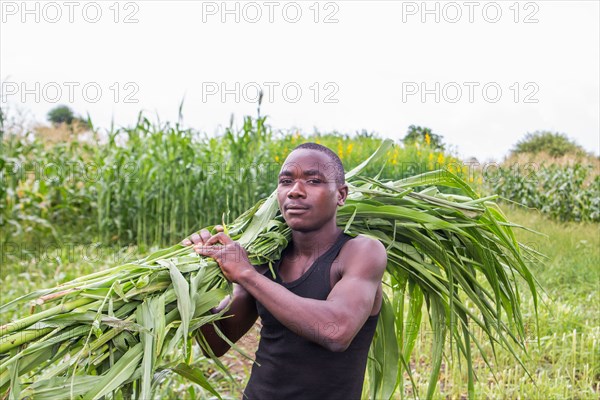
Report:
403,125,445,150
47,105,75,125
512,131,585,157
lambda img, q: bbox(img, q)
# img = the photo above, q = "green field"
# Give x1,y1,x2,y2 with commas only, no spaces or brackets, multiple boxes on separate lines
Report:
1,115,598,398
2,205,597,399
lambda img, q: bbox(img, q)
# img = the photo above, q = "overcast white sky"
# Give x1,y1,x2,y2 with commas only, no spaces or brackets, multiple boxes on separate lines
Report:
1,0,599,160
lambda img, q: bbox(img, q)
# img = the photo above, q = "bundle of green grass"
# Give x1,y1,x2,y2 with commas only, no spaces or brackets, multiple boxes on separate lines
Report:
0,141,539,399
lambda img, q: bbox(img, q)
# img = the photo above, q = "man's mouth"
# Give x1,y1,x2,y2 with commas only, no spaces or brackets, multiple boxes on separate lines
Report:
285,204,310,214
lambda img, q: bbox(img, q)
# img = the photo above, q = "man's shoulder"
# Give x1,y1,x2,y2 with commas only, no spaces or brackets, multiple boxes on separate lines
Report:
344,233,386,252
340,234,387,270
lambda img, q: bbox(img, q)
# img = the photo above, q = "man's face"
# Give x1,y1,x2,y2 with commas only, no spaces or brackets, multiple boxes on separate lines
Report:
277,149,347,232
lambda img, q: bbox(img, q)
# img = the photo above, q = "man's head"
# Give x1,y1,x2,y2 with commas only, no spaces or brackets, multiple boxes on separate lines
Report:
292,142,345,185
277,143,348,232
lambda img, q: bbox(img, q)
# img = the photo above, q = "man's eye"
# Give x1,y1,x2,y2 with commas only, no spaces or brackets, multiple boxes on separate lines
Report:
279,179,292,185
307,179,322,184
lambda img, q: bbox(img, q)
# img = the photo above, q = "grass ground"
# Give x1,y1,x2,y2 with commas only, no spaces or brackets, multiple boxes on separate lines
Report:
1,206,598,399
412,205,600,399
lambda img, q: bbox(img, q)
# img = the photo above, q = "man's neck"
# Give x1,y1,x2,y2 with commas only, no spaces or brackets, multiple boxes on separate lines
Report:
289,222,342,259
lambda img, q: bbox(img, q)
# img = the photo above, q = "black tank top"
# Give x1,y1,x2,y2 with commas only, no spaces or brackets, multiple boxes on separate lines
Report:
243,232,380,400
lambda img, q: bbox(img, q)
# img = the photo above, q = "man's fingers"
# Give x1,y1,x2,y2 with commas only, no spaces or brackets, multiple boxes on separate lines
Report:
182,232,199,246
188,233,201,245
183,226,230,248
187,227,230,249
200,229,212,243
205,232,234,246
195,243,240,265
194,244,214,257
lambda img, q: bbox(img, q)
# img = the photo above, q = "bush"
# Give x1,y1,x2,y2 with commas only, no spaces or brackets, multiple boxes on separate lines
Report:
47,105,75,125
512,131,586,157
402,125,445,151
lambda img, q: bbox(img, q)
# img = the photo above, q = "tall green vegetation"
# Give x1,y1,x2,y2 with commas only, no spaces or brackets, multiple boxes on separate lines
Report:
1,114,465,250
483,131,600,222
491,164,599,222
0,128,97,245
1,144,541,399
94,115,277,247
1,111,597,398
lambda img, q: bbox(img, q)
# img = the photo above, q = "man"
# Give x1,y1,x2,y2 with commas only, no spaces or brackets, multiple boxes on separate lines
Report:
182,143,387,399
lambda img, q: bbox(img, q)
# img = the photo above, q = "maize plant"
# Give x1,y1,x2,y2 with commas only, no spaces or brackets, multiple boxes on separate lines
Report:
486,162,600,222
0,141,540,399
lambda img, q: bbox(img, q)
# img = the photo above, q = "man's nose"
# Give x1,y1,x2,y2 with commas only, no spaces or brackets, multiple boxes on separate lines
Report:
287,181,306,198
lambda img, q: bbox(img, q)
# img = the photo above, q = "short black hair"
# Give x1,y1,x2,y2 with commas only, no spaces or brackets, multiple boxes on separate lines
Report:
292,142,345,185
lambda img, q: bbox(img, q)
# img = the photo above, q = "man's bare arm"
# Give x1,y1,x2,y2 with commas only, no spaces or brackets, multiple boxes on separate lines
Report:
198,234,387,352
240,236,386,351
198,283,257,357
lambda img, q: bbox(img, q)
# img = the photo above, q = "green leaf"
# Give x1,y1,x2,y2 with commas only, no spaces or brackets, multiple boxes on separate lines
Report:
426,297,447,400
368,292,399,400
83,343,143,400
136,300,155,400
21,375,98,400
154,295,166,359
7,349,20,400
163,261,192,358
172,363,222,400
403,282,423,361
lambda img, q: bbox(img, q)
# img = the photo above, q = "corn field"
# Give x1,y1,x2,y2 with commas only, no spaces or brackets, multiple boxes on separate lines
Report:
1,113,598,399
485,162,600,222
1,115,469,249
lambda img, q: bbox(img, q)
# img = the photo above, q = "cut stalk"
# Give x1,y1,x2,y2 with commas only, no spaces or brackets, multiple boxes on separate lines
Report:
0,328,54,353
0,297,95,336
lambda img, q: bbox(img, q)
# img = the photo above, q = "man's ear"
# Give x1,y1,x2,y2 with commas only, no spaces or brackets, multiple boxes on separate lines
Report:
337,184,349,206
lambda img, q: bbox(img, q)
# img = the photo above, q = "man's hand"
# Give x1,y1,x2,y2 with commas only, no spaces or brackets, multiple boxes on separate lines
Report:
182,226,254,283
